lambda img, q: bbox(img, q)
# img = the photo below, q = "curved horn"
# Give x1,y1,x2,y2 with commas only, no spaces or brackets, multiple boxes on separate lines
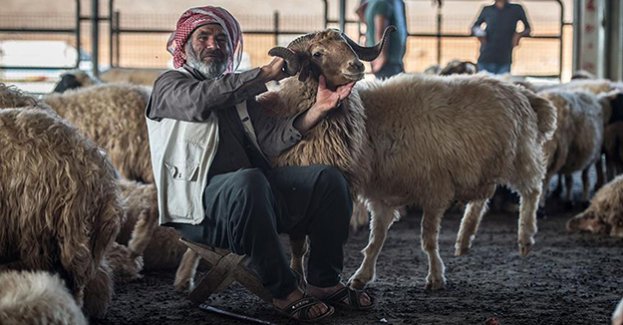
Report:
268,47,301,76
286,33,316,52
342,25,396,61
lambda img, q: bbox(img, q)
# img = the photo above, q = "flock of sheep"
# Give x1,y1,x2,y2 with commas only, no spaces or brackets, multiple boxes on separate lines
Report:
1,27,622,324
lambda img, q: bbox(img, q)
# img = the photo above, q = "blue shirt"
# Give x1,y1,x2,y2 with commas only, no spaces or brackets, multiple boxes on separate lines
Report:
472,3,531,65
363,0,407,66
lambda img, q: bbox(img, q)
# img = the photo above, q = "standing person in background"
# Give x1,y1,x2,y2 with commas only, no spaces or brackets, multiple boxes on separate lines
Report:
356,0,408,79
471,0,531,75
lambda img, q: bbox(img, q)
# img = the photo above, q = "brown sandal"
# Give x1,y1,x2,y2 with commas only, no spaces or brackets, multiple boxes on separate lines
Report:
274,295,334,323
321,286,374,311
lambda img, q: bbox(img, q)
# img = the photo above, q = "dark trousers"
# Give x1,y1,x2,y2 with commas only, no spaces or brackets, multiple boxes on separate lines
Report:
173,165,352,299
374,62,404,79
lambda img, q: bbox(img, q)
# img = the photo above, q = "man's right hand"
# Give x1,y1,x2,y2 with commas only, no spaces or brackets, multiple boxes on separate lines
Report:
260,57,289,82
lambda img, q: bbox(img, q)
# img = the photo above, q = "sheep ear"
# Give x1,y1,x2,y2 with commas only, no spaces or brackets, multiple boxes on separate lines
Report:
268,47,301,76
298,60,311,82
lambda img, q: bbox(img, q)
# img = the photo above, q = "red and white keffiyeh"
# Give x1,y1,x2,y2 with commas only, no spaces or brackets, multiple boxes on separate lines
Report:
167,6,243,72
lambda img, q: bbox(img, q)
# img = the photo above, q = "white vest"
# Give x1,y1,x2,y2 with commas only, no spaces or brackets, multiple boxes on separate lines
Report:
147,75,263,225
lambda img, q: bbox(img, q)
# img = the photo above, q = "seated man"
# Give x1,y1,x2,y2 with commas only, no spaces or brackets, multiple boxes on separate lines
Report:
145,5,373,322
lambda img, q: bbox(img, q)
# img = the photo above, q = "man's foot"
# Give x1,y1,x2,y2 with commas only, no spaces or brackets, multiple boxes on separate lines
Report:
273,288,334,322
307,283,374,310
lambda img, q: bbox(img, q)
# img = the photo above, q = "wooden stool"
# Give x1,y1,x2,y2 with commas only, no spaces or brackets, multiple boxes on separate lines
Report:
179,238,272,304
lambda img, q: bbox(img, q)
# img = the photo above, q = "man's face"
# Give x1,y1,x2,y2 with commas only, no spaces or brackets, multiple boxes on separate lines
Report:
184,24,230,77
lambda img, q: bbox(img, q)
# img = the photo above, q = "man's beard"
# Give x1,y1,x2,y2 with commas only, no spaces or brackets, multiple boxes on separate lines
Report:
185,42,227,79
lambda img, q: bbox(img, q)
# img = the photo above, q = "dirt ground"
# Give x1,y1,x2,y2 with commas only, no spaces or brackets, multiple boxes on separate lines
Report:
93,195,623,325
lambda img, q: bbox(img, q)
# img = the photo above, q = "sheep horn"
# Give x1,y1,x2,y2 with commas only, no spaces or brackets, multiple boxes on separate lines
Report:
268,47,301,76
287,33,316,51
342,25,396,62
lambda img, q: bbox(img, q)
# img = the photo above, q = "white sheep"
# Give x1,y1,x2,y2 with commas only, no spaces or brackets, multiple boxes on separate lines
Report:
538,90,604,205
0,270,87,325
613,297,623,325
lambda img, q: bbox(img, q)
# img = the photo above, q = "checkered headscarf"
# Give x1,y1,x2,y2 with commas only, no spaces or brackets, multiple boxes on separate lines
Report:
167,6,243,72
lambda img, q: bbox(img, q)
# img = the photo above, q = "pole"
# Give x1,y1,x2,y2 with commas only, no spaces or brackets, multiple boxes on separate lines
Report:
91,0,100,77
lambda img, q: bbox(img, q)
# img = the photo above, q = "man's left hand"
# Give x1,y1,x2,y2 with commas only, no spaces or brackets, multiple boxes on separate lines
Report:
312,75,355,114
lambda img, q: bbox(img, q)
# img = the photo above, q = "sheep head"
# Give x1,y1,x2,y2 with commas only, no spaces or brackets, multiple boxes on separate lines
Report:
268,26,395,89
566,210,609,235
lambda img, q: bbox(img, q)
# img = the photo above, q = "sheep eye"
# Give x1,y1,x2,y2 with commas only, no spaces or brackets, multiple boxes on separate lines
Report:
312,52,323,58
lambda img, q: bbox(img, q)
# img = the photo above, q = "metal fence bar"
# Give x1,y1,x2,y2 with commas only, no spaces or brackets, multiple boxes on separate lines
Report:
109,0,114,68
91,0,100,77
0,0,83,70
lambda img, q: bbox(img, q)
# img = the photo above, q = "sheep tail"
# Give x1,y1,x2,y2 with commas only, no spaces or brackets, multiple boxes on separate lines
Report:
523,88,557,144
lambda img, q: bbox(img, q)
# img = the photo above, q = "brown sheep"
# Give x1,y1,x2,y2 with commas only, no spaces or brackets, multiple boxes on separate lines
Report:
116,179,187,271
100,67,165,86
567,175,623,238
43,83,153,183
175,27,556,292
0,84,123,317
0,270,87,325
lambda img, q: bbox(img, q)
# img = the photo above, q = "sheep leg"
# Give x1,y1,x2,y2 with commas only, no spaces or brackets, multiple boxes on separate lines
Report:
606,157,617,182
174,248,201,292
127,207,158,258
564,174,574,203
551,174,564,198
455,199,489,256
348,201,397,290
422,207,447,290
581,168,591,202
289,235,308,281
594,156,605,190
350,198,369,233
517,187,541,256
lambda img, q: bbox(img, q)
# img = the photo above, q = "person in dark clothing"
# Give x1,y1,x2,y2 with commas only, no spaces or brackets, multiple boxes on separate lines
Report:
471,0,531,74
356,0,408,79
145,6,372,322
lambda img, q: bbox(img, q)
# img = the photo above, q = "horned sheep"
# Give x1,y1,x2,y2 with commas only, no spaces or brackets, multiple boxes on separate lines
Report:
0,270,87,325
171,27,557,291
0,84,123,317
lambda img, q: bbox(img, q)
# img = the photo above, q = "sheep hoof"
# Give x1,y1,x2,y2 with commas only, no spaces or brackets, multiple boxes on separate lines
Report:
424,278,446,291
518,243,532,257
348,278,367,290
173,278,193,293
454,246,469,256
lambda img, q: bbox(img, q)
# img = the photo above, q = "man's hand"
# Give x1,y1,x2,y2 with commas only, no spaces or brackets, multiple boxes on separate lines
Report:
312,75,355,114
260,57,289,82
294,75,355,134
